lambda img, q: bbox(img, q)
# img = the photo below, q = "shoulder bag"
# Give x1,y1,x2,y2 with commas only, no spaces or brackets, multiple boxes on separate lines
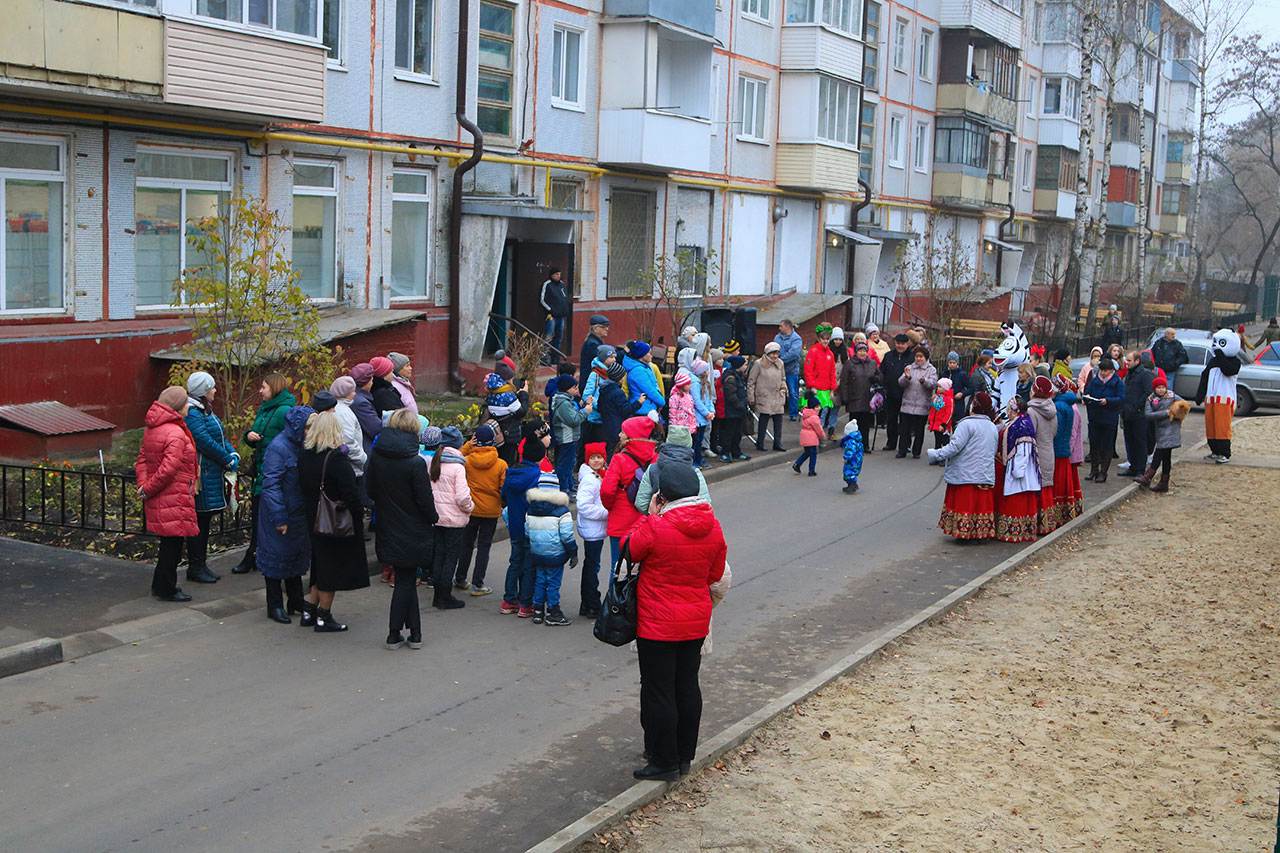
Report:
313,450,355,537
593,538,640,647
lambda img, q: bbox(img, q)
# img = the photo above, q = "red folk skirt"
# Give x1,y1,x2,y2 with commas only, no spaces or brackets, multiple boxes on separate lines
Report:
1052,457,1084,525
995,461,1039,544
1037,484,1059,535
939,483,996,540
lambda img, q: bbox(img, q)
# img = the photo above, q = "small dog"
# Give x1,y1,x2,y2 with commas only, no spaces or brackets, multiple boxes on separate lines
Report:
1169,399,1192,422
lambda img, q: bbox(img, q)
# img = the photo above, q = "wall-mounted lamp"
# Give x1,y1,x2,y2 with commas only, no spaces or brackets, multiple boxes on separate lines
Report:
829,233,842,248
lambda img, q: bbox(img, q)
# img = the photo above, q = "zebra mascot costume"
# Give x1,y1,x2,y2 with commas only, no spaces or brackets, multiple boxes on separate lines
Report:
991,323,1030,419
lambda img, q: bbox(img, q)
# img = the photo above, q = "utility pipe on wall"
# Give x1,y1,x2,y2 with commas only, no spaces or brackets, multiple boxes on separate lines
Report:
449,0,485,392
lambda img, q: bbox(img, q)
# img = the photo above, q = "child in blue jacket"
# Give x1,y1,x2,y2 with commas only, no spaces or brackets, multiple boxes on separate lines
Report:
840,420,865,494
524,471,578,626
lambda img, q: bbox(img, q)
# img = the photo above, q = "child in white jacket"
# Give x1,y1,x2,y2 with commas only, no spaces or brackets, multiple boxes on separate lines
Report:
574,442,609,618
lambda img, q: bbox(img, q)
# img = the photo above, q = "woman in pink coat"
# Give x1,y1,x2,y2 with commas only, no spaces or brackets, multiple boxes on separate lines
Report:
135,386,200,602
425,426,474,610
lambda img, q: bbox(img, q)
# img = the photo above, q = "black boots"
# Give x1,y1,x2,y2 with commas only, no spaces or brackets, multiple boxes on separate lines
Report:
1150,471,1171,492
267,607,290,624
186,565,219,584
313,607,347,632
231,558,255,574
299,601,316,628
432,586,465,610
633,763,679,782
1085,461,1098,481
154,588,193,603
1095,457,1110,484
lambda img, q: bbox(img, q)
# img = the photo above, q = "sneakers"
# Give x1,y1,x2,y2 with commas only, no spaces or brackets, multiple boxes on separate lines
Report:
807,471,817,477
517,605,536,619
791,463,801,475
470,585,493,596
1213,454,1229,464
499,599,520,614
385,634,405,650
719,454,732,463
1203,452,1218,461
406,635,423,649
453,580,469,591
544,607,571,627
842,482,859,494
734,454,751,462
532,604,546,625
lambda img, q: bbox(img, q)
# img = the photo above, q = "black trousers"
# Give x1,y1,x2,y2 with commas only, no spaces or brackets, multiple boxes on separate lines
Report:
431,525,465,591
882,399,903,450
1122,413,1148,471
636,637,705,768
457,516,498,587
933,430,950,449
722,417,743,458
848,412,874,447
1151,446,1174,477
755,413,783,450
709,417,724,453
185,510,217,570
151,536,185,596
389,565,421,638
1088,422,1118,469
265,576,304,611
242,494,261,567
897,412,927,457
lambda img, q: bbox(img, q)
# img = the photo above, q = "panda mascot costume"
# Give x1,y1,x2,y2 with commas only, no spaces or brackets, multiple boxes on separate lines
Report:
991,323,1030,419
1194,328,1242,463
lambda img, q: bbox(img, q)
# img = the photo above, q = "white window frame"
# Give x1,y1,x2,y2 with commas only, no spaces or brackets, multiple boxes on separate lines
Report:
1021,146,1033,190
389,169,434,302
741,0,773,24
737,74,769,143
917,29,934,81
912,120,929,172
290,158,340,302
711,61,722,136
193,0,323,40
892,17,909,72
888,114,904,168
394,0,436,82
0,133,67,315
134,146,235,309
1026,72,1038,117
477,0,517,140
817,76,860,148
323,0,344,69
784,0,860,34
551,23,585,111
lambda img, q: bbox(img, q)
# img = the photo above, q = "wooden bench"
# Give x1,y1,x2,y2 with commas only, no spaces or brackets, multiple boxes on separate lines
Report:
1143,302,1176,316
1211,301,1245,314
1078,307,1112,320
948,318,1005,345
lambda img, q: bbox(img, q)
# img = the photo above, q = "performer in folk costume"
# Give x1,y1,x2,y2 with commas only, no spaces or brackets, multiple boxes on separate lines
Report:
990,323,1030,418
1194,328,1242,464
1050,375,1084,524
994,398,1041,544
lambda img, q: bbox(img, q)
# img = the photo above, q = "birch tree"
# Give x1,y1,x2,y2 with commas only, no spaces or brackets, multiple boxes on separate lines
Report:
1067,1,1100,322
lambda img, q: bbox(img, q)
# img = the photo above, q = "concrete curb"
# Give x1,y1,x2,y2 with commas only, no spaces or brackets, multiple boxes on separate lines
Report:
0,638,63,679
526,478,1144,853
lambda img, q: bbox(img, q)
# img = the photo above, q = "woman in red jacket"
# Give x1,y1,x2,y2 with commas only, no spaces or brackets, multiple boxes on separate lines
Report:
600,416,658,568
135,386,200,602
626,462,727,781
804,324,839,438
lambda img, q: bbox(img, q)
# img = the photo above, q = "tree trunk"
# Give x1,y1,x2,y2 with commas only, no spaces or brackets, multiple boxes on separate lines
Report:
1069,5,1099,332
1135,31,1150,330
1087,83,1117,344
1186,38,1210,297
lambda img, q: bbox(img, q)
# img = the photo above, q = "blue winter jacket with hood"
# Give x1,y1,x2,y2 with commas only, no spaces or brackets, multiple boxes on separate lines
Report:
500,460,544,540
256,406,313,579
186,398,239,513
525,476,578,567
622,355,665,416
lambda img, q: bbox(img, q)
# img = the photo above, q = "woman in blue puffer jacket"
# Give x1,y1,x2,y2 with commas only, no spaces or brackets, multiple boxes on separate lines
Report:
184,371,239,585
256,406,314,624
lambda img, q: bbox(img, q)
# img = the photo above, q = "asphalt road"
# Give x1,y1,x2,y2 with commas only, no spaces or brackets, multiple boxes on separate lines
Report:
0,417,1203,853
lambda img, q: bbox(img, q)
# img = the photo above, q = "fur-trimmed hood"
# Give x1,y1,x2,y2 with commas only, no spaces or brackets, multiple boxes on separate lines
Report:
526,485,569,508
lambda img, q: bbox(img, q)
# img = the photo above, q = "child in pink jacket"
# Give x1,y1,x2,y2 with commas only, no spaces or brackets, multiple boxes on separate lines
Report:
428,427,474,610
792,394,825,477
667,371,697,431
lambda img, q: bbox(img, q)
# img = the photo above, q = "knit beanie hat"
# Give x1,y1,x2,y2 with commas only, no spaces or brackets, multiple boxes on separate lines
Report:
310,391,338,412
830,327,844,341
474,423,497,446
584,441,607,459
627,340,651,360
1152,374,1168,389
370,356,394,378
186,371,215,398
947,351,960,363
495,362,516,382
521,437,546,463
621,416,655,441
843,419,861,436
854,340,869,353
420,425,443,448
159,386,188,411
722,339,741,355
350,363,375,385
606,362,626,382
440,426,464,449
1055,348,1071,361
673,372,692,391
536,471,560,491
329,376,357,399
938,377,953,392
1052,374,1077,393
596,344,617,361
556,374,578,392
865,322,879,334
658,463,700,502
708,347,725,364
725,355,745,371
691,359,710,376
388,352,410,374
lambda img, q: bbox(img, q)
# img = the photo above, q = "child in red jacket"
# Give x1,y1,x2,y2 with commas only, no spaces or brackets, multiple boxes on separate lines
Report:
927,377,955,460
792,394,825,477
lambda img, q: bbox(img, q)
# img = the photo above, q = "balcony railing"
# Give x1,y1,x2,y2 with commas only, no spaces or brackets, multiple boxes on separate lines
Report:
936,83,1018,130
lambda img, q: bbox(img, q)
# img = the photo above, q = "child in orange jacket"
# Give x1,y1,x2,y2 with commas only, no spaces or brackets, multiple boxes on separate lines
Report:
792,394,825,477
927,377,955,461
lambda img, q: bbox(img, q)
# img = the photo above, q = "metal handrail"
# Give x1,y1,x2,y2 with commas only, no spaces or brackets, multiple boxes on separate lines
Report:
487,311,572,363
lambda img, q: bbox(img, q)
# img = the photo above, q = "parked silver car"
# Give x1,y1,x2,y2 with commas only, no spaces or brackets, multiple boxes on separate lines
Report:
1067,329,1280,415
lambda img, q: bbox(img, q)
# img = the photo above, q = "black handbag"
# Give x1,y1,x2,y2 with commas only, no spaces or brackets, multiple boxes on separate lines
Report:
313,450,355,537
593,538,639,647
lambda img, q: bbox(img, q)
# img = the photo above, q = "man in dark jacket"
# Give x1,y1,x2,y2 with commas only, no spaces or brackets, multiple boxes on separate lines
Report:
1119,351,1154,476
1101,316,1124,351
719,355,750,463
540,269,573,360
878,334,914,453
578,314,610,389
1151,328,1189,375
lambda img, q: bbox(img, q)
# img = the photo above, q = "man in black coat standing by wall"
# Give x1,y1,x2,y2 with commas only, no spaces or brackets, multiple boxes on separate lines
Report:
540,269,573,361
1119,350,1154,476
878,334,914,453
578,314,610,388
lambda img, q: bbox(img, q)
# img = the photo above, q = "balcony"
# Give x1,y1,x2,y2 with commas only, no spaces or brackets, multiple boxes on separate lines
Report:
1111,141,1141,170
1034,188,1077,219
933,168,997,210
780,24,863,80
599,109,711,172
777,143,860,192
0,0,326,123
1107,201,1138,227
1038,117,1081,150
939,0,1023,49
604,0,715,38
1159,213,1188,235
1165,161,1191,182
937,83,1017,131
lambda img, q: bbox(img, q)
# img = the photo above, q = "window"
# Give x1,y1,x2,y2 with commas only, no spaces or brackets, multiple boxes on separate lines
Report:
0,137,64,312
1144,52,1155,87
887,114,904,168
1026,73,1038,116
912,120,929,171
196,0,320,37
134,149,232,308
607,189,656,298
1035,146,1079,190
390,171,432,299
1021,147,1033,190
785,0,860,33
478,1,515,137
917,29,934,80
1032,2,1043,41
1173,30,1191,59
291,160,338,300
1107,166,1139,203
892,17,909,71
1167,137,1185,163
737,75,769,141
934,117,989,169
1042,76,1079,117
859,102,876,185
551,25,583,108
394,0,433,76
741,0,771,22
1113,106,1138,144
322,0,341,64
817,76,860,146
1161,185,1185,215
863,2,881,90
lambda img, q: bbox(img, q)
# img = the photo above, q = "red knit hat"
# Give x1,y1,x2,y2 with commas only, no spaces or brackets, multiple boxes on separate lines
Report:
1152,374,1168,389
584,442,607,459
370,356,394,378
1031,375,1054,398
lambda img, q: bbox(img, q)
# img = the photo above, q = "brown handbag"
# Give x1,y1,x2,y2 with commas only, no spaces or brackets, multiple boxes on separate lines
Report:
313,450,355,537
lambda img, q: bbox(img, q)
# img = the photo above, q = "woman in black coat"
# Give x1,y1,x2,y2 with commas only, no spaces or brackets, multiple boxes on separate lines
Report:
718,355,750,462
297,401,370,632
365,409,438,649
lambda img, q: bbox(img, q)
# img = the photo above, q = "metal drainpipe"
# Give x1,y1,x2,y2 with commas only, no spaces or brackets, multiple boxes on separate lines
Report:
449,0,485,392
846,178,873,330
996,199,1014,294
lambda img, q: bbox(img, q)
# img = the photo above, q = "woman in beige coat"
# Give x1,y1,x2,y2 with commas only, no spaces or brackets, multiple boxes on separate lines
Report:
748,343,789,452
